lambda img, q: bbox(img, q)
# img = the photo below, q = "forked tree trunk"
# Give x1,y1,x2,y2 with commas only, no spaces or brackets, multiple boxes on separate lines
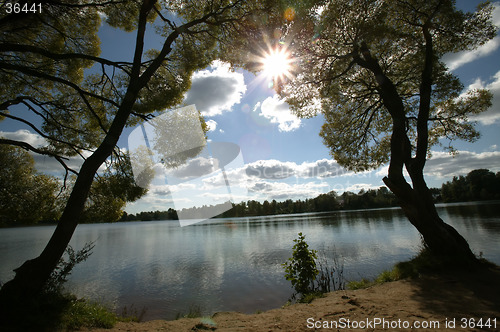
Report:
383,171,477,261
353,32,478,263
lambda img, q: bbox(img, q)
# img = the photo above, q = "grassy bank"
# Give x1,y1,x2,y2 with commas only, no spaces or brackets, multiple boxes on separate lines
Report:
348,248,497,290
0,291,144,331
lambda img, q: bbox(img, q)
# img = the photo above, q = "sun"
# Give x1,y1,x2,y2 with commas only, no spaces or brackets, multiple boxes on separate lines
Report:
260,46,293,80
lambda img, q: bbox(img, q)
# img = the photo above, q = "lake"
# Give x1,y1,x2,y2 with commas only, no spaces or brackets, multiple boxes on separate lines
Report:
1,201,499,320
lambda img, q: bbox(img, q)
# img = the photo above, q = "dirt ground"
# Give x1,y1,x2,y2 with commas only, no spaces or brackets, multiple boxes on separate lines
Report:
87,266,500,332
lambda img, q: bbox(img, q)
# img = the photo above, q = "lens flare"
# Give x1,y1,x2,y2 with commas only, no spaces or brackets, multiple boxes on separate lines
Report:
284,7,295,21
260,47,293,81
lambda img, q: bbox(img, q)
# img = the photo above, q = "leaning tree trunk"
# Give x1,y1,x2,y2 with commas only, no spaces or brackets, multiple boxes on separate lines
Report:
0,1,161,309
0,64,144,311
0,76,153,306
353,31,478,262
0,98,134,305
379,71,477,262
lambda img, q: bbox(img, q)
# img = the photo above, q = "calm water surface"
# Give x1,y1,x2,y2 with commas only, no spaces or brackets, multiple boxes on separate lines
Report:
1,202,499,320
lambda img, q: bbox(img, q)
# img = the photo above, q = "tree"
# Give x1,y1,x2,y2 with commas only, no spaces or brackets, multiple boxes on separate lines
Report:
226,0,495,260
0,0,270,307
441,168,500,202
0,145,60,225
279,0,495,260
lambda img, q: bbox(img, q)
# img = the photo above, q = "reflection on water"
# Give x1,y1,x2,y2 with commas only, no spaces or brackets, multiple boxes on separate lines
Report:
0,202,499,320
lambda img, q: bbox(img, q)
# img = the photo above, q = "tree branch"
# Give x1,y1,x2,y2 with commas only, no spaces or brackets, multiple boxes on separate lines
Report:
0,43,132,75
0,62,114,134
0,138,78,177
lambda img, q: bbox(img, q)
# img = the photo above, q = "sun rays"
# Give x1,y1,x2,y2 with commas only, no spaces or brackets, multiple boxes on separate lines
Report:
261,46,293,81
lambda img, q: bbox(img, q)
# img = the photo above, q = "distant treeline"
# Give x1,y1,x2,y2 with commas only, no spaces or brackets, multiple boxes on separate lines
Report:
440,169,500,202
121,168,500,222
120,186,401,221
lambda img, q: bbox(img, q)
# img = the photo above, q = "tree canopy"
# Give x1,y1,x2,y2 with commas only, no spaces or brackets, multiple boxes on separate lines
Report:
0,145,60,225
278,0,495,171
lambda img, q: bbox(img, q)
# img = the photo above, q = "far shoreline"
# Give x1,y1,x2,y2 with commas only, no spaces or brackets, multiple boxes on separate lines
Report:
2,199,498,229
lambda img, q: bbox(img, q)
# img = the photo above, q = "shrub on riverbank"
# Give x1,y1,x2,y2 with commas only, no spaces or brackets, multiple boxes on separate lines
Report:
283,233,345,303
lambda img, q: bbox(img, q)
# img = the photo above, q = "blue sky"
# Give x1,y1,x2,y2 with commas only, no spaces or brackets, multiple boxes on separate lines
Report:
1,1,500,215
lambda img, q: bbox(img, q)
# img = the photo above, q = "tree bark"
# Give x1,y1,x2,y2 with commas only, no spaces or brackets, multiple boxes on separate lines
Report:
383,172,476,261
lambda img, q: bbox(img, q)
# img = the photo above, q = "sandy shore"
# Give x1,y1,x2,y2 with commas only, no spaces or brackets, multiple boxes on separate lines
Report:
87,266,500,331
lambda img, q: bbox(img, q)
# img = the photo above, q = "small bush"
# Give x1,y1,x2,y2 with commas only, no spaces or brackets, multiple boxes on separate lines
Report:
282,233,319,297
0,241,120,331
283,233,345,302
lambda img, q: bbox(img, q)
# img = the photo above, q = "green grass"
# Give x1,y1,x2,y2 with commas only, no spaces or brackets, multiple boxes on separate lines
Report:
346,278,373,290
0,291,134,331
299,291,325,303
119,304,147,322
175,304,203,319
347,248,470,290
60,298,117,330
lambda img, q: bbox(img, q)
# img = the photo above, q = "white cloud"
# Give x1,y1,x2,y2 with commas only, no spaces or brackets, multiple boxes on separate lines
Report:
184,61,246,116
205,119,217,132
33,152,89,175
296,159,348,178
197,158,350,202
243,158,348,179
209,158,350,183
493,2,500,29
425,150,500,178
344,183,381,193
0,129,47,147
245,159,297,179
442,3,500,70
374,149,500,181
126,146,500,212
254,95,301,132
169,156,219,180
443,36,500,71
246,181,329,201
463,70,500,125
